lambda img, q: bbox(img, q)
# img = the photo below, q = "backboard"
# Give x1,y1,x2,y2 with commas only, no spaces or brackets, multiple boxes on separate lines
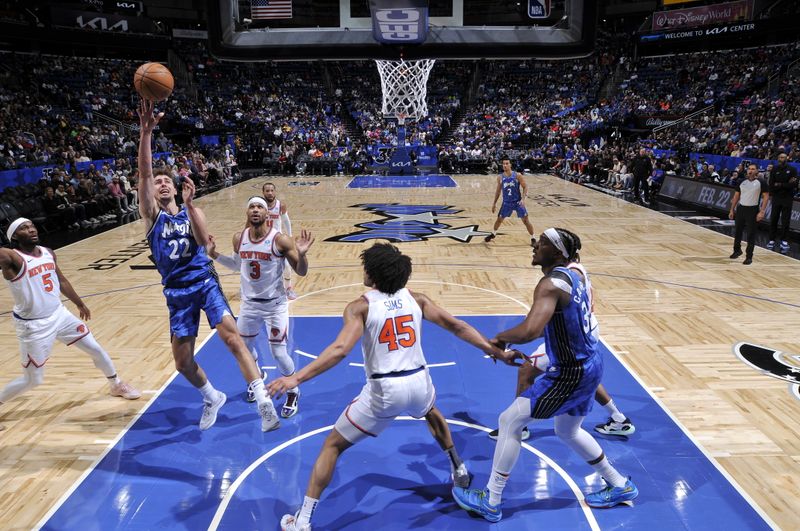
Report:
207,0,597,61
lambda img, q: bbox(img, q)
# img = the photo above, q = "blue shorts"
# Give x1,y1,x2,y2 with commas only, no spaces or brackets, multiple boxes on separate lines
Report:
163,277,232,338
522,355,602,419
498,202,528,218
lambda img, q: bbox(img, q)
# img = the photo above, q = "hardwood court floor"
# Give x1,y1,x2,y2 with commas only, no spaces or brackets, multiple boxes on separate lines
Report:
0,174,798,530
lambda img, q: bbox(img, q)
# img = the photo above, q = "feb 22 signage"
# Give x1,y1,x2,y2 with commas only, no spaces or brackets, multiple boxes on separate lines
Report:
369,0,429,44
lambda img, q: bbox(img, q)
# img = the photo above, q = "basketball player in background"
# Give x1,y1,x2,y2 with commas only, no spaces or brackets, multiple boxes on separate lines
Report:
0,218,141,427
206,196,314,418
453,228,638,523
270,243,516,531
137,99,280,432
485,156,536,244
488,241,635,440
262,182,298,300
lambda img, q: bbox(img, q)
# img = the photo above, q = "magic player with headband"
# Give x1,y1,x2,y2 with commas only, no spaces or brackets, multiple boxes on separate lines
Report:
262,182,298,300
453,228,638,523
206,196,314,418
485,156,536,244
0,218,141,427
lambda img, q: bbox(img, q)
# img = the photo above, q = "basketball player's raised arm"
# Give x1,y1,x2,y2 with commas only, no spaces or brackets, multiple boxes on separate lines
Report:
182,176,211,246
52,252,90,320
205,232,241,271
0,248,23,280
494,278,559,346
267,298,366,397
136,99,163,225
411,291,514,363
491,175,501,213
280,202,292,236
276,229,314,277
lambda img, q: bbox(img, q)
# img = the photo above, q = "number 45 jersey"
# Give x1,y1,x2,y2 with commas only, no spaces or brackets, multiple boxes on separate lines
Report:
362,288,427,378
147,207,211,288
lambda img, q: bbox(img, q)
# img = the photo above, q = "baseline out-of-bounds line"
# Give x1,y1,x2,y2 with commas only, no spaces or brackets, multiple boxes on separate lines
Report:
206,417,601,531
600,337,778,530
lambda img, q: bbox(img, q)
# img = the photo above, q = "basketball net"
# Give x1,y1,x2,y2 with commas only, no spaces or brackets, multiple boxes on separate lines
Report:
375,59,435,125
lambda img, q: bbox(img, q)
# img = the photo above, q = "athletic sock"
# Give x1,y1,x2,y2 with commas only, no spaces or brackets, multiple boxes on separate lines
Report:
602,399,626,423
445,446,463,474
296,495,319,526
198,381,218,402
106,374,121,385
591,456,627,488
486,469,508,506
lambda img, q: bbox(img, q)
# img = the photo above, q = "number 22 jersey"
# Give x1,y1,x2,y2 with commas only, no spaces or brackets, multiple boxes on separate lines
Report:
147,207,211,288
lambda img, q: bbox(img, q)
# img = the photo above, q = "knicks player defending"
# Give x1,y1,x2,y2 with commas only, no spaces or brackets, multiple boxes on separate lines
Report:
137,99,279,431
0,218,140,419
485,156,536,244
262,182,298,300
453,228,638,523
270,243,515,531
206,196,314,418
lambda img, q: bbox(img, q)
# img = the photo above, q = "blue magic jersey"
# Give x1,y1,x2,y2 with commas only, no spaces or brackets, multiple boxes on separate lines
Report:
501,172,521,204
542,266,598,368
147,207,211,288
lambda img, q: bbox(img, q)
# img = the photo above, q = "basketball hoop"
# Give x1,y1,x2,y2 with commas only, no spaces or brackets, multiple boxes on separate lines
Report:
375,59,435,125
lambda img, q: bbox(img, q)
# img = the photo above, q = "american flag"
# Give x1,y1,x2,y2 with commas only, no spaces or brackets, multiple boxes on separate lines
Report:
251,0,292,20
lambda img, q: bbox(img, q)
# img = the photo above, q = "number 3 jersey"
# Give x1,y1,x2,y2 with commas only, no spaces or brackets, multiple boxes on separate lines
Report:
7,247,61,319
238,227,285,301
362,288,426,378
147,207,211,288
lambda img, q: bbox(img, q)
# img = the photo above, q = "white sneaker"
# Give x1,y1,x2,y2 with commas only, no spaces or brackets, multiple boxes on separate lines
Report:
286,288,298,301
260,400,280,432
280,512,311,531
199,391,227,430
110,380,142,400
246,367,269,403
280,387,300,418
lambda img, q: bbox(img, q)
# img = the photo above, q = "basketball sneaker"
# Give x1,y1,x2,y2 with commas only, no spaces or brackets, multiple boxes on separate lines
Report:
584,478,638,508
286,287,298,301
246,367,269,403
280,512,311,531
594,417,636,437
452,487,502,523
766,240,775,250
780,241,790,255
260,400,280,432
199,391,227,430
487,426,530,441
110,380,142,400
452,463,471,489
280,387,300,418
484,233,496,243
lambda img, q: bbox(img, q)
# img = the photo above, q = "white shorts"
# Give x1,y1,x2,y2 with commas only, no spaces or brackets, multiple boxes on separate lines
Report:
13,305,90,368
335,368,435,444
237,297,289,344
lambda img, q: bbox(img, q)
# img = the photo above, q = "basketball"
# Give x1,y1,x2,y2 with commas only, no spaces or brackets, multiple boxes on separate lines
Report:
133,62,174,102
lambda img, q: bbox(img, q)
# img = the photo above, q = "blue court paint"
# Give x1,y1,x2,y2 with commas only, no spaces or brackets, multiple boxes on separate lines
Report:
41,316,771,530
348,175,457,188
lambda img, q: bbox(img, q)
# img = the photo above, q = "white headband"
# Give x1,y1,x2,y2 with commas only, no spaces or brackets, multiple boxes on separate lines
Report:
247,197,268,209
543,228,570,259
7,218,31,242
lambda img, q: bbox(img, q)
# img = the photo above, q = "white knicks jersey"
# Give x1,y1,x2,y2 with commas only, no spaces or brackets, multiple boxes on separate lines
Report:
362,288,427,378
7,247,63,319
266,199,282,233
238,227,286,301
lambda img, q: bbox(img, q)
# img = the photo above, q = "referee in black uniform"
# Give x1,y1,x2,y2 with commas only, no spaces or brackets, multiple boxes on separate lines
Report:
729,164,769,265
767,152,798,254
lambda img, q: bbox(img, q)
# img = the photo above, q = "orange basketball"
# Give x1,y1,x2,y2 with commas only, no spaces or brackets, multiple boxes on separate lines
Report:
134,62,174,102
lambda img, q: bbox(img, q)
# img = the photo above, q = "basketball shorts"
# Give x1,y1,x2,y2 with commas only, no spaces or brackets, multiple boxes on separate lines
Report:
13,304,90,368
163,277,232,338
498,202,527,218
522,355,602,419
335,368,436,444
237,297,289,345
527,342,550,371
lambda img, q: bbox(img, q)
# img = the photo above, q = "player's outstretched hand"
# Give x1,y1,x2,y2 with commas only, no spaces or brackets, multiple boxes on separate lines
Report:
267,374,300,398
182,175,196,205
295,229,315,255
496,349,526,367
137,98,164,134
205,234,218,258
489,337,507,351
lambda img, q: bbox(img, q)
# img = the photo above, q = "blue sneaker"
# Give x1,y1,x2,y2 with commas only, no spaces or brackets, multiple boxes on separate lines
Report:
452,487,502,523
585,478,638,508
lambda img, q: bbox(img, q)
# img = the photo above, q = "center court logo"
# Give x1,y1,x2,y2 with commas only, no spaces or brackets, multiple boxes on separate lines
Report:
734,342,800,402
326,203,491,243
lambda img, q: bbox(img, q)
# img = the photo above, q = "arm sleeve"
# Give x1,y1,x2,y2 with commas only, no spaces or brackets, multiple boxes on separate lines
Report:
280,212,292,236
213,253,241,272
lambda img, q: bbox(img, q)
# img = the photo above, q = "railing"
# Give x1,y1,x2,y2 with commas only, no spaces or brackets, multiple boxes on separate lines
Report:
652,104,714,133
93,111,135,137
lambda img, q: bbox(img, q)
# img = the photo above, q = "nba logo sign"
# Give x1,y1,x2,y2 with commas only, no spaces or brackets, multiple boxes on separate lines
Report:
528,0,551,19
